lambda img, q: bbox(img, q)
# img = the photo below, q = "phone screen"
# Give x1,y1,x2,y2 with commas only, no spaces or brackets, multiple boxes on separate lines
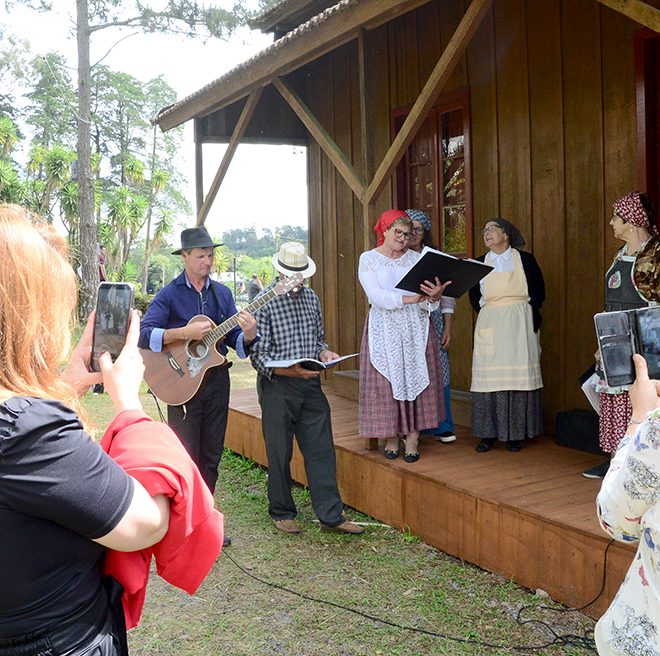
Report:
594,311,636,387
636,307,660,379
91,282,134,372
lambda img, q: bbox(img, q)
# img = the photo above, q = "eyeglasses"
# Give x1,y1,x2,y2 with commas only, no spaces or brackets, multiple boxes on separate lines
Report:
392,228,412,240
481,225,502,234
410,228,425,236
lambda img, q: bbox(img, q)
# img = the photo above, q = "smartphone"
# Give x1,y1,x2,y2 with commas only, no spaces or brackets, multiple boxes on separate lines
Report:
91,282,135,372
636,307,660,380
594,306,660,386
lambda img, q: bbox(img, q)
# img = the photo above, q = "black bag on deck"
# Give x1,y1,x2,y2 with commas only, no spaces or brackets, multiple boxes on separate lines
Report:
554,409,605,455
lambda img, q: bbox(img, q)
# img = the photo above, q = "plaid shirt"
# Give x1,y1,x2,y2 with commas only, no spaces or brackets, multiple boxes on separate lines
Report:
250,281,329,378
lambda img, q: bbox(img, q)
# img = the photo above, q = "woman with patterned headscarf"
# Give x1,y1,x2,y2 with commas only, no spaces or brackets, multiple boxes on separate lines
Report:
468,218,546,453
583,192,659,480
358,209,449,463
405,209,457,443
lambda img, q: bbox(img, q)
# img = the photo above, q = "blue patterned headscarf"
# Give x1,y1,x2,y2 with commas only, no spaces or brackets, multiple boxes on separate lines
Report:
405,209,432,233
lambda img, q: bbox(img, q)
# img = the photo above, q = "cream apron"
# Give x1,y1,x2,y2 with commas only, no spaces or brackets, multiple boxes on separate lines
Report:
470,249,542,393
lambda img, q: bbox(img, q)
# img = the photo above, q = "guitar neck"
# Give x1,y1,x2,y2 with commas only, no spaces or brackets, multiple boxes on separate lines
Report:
203,287,279,346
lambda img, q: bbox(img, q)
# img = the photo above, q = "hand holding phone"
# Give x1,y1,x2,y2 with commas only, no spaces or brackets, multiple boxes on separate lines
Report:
628,354,660,421
91,282,135,372
61,312,103,396
99,308,144,413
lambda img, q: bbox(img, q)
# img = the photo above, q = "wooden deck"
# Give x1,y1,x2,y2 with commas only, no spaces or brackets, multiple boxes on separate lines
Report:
226,387,634,619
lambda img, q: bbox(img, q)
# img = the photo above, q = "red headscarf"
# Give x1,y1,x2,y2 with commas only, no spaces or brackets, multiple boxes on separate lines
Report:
374,209,408,246
613,192,651,229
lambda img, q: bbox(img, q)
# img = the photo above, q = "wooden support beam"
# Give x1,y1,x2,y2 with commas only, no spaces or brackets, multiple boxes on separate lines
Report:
273,77,366,199
196,88,263,227
365,0,493,205
595,0,660,32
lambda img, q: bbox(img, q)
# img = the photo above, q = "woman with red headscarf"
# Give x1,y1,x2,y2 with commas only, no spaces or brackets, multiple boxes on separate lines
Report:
583,192,660,479
358,209,449,462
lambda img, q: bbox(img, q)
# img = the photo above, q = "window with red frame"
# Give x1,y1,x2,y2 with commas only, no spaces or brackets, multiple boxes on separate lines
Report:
394,89,472,256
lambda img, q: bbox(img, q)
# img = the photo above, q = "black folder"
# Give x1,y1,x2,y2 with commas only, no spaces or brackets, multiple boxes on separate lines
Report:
395,247,493,299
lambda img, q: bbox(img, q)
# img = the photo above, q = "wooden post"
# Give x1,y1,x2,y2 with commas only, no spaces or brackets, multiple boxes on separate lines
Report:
194,119,204,218
197,87,264,226
358,28,380,450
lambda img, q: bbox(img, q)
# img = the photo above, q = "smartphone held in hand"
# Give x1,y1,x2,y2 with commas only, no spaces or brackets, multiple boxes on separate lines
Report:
594,306,660,387
91,282,135,372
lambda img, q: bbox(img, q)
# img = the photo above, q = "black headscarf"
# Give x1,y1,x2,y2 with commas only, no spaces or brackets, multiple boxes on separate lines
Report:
490,218,526,249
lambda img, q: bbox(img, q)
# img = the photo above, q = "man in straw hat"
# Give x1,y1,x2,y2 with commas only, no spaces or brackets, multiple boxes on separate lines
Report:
249,242,364,535
139,226,257,546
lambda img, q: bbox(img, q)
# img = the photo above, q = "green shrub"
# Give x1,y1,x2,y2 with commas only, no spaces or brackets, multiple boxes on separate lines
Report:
134,291,152,314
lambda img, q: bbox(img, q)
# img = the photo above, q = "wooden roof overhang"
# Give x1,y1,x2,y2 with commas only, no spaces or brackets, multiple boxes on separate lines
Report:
153,0,660,229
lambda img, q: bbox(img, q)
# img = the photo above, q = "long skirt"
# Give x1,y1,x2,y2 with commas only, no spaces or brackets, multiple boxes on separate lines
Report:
426,309,455,434
599,391,632,453
471,389,543,442
359,319,444,438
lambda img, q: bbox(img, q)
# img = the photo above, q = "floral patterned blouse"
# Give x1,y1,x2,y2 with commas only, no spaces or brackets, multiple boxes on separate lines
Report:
595,409,660,655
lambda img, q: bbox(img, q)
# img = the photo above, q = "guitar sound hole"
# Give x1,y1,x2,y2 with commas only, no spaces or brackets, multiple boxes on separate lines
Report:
187,340,208,359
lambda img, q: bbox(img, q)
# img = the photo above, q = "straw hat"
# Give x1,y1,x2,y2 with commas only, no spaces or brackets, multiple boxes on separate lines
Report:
272,241,316,278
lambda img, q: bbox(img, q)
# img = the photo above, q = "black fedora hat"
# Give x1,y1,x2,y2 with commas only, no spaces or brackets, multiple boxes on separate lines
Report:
172,226,223,255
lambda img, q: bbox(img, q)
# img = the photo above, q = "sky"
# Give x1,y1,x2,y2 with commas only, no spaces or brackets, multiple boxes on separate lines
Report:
1,0,309,237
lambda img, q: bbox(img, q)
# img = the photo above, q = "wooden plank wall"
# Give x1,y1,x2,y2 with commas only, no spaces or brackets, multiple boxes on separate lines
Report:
301,0,641,427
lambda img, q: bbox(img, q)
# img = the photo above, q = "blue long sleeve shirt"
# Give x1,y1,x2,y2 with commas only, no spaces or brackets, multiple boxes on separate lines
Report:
139,271,249,358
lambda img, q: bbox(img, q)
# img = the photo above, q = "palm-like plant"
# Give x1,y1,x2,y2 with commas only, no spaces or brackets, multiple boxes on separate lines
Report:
125,155,145,187
213,244,231,274
59,181,79,239
0,116,18,159
0,160,22,202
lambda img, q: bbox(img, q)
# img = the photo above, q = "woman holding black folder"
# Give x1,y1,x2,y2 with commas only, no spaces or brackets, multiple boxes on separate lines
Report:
468,219,545,453
358,209,448,462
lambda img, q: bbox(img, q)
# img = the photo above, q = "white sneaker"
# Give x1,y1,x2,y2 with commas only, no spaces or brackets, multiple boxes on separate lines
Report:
436,431,456,443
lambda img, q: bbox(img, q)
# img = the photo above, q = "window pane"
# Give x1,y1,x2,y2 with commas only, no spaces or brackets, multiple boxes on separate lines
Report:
407,115,436,213
441,110,464,157
443,206,467,253
443,158,465,206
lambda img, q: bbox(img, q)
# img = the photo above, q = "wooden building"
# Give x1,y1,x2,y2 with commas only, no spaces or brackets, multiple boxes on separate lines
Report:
156,0,659,430
152,0,660,617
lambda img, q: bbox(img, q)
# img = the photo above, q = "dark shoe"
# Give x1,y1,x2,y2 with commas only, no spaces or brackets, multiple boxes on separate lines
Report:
223,535,232,547
403,451,420,463
384,447,400,460
475,438,496,453
582,460,610,479
274,519,301,534
506,440,522,452
321,520,364,534
436,431,457,443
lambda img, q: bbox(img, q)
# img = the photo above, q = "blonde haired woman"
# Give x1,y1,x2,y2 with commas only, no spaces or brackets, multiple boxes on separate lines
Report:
0,205,170,655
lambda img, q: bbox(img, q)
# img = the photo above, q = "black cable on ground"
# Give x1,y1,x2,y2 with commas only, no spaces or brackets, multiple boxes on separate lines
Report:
221,549,598,653
511,538,615,651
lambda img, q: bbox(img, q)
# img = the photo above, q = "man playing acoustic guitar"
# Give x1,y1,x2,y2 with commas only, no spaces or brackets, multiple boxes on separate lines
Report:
139,227,257,547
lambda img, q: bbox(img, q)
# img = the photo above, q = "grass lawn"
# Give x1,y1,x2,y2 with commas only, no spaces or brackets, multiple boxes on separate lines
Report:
83,362,598,656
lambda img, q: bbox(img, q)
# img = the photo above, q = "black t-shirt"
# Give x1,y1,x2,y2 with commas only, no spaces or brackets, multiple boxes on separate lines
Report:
0,396,133,636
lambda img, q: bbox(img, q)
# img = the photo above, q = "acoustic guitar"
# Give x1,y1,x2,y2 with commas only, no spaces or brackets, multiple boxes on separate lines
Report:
140,273,303,405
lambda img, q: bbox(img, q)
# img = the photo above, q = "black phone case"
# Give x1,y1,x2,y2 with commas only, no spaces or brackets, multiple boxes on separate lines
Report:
595,306,660,387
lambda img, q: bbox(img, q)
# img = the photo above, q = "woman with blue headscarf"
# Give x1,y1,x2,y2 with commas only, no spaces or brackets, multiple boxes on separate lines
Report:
405,209,457,443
